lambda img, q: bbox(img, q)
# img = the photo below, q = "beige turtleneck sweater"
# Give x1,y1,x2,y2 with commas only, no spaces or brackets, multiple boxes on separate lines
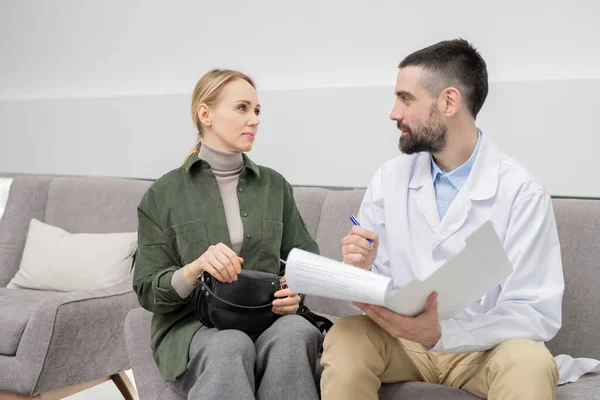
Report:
171,140,245,298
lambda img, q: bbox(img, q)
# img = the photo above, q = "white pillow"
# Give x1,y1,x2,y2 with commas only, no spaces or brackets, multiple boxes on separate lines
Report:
7,218,137,292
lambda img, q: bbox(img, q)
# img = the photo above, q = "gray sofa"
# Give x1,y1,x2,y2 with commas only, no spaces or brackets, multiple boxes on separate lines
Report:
0,176,145,399
4,176,593,398
125,186,600,399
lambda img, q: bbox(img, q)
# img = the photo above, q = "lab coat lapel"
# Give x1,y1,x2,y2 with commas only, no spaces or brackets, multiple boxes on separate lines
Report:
434,135,500,247
409,153,441,232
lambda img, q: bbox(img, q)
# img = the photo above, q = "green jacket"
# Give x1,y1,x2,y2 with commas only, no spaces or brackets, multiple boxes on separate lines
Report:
133,153,319,381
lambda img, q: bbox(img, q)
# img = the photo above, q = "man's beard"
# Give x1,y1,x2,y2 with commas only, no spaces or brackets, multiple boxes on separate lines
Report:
398,107,448,154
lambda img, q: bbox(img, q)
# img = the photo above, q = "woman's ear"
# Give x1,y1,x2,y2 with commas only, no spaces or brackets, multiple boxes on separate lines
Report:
439,87,462,117
197,104,211,127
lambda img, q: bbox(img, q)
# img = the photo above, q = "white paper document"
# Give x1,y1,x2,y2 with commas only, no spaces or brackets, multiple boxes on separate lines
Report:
285,221,513,320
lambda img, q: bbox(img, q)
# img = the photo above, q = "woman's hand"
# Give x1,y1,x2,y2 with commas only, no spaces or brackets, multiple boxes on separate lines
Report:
184,243,243,284
272,275,301,315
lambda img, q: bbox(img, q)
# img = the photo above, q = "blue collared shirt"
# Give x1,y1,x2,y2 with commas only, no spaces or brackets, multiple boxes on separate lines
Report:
431,130,482,220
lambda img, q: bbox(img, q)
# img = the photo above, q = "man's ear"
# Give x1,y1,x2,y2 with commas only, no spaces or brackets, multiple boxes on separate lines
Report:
438,87,462,117
197,104,211,127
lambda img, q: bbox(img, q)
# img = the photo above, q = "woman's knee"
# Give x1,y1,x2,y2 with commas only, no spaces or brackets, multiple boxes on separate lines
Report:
206,329,256,360
271,315,322,346
254,315,322,366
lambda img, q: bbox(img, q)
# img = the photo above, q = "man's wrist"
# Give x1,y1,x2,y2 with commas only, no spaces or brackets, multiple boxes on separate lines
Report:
424,323,443,350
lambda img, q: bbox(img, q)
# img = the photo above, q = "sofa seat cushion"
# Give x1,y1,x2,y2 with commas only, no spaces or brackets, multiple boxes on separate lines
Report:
379,382,482,399
557,372,600,399
0,288,61,356
375,372,600,399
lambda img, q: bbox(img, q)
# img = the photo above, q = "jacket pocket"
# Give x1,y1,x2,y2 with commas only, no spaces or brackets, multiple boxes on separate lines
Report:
166,220,209,266
258,220,284,274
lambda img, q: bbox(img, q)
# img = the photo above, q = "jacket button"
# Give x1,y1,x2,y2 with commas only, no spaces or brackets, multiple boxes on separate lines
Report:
238,187,243,193
243,212,248,217
246,234,251,239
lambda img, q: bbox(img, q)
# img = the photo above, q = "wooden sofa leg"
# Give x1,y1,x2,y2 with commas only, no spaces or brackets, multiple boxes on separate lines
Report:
111,372,139,400
0,392,39,399
0,376,113,400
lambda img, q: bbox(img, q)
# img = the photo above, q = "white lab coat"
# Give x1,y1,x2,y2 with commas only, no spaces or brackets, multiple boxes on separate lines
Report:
358,134,599,384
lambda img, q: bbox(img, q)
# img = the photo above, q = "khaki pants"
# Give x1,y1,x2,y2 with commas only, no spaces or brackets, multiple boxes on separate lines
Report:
320,315,558,400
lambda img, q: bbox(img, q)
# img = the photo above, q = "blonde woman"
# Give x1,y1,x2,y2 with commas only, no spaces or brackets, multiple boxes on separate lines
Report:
133,70,322,400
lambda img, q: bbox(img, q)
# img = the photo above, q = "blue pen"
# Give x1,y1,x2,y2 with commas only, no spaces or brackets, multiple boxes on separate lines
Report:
349,215,373,244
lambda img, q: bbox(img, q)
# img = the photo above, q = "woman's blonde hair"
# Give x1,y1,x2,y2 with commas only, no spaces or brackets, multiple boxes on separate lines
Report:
183,69,256,165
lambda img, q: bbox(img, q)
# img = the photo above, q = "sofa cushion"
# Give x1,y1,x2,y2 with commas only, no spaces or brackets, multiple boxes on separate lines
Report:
557,372,600,399
125,308,185,400
0,288,61,356
293,187,328,240
379,382,482,399
7,219,137,292
43,177,151,234
0,176,53,287
314,189,365,261
547,199,600,361
302,189,366,318
376,377,600,399
0,177,12,221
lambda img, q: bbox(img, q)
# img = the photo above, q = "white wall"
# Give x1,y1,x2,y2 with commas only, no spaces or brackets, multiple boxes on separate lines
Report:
1,0,599,197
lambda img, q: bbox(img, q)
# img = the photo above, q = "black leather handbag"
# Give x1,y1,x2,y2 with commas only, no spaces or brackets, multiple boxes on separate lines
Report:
195,269,281,335
195,269,335,338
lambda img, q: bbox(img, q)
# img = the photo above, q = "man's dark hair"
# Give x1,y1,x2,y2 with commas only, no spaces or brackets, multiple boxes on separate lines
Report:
399,39,488,119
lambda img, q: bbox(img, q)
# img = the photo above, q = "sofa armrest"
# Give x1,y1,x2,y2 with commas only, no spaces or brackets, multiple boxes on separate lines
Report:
16,279,140,394
125,308,170,400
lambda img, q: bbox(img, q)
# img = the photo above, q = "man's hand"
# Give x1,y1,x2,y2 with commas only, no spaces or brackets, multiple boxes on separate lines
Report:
354,292,441,348
341,225,379,270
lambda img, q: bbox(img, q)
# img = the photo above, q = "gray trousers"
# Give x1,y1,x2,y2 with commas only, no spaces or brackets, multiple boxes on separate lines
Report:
170,315,322,400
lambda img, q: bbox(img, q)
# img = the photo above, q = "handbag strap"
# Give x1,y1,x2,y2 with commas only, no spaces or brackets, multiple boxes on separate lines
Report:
296,305,334,334
200,280,274,313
